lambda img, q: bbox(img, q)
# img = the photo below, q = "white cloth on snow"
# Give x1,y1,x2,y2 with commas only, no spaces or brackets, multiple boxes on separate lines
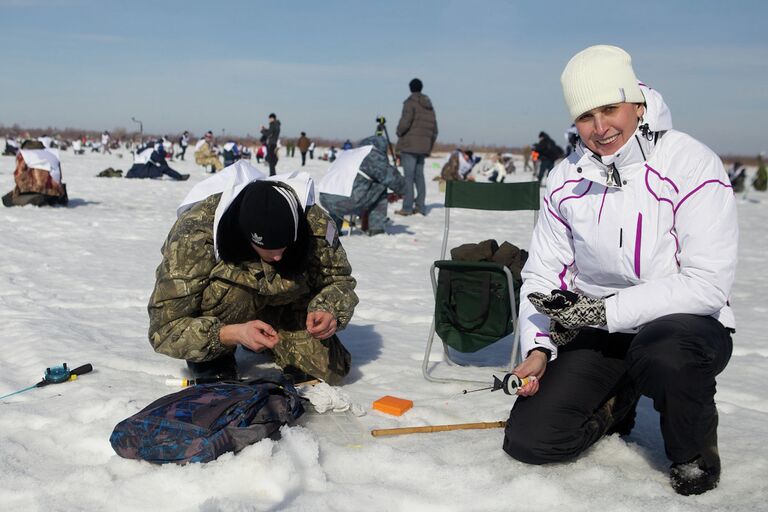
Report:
297,382,366,416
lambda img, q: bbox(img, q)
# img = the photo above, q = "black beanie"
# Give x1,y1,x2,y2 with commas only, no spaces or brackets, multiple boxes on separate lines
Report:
409,78,423,92
237,181,300,250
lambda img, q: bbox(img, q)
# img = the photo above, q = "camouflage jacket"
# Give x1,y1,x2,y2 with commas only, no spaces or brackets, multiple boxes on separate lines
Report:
148,193,358,362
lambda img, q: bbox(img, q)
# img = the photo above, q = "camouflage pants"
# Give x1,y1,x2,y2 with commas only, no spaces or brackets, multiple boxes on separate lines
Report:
257,302,351,385
196,155,223,171
205,288,351,385
321,190,388,232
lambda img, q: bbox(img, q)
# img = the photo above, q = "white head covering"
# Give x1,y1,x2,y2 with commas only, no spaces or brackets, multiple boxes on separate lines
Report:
561,45,645,121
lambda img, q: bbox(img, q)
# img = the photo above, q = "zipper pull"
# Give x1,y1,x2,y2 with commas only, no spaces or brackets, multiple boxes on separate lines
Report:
619,228,623,247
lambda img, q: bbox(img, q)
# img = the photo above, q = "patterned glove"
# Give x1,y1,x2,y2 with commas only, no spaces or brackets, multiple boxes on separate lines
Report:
528,289,607,330
548,320,580,347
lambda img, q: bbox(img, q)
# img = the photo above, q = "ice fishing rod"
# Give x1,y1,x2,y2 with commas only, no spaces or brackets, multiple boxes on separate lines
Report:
375,116,399,169
0,363,93,401
461,373,534,396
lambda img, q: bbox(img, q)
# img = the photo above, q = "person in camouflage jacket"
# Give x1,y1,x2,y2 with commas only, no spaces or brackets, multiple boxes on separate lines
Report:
148,170,358,385
319,134,406,236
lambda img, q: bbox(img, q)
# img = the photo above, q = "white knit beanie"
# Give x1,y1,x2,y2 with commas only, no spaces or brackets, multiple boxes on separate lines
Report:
561,45,645,121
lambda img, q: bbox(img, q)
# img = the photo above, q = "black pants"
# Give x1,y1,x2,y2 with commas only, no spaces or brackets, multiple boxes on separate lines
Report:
266,144,278,175
301,151,307,166
160,165,185,181
187,352,238,380
503,314,732,465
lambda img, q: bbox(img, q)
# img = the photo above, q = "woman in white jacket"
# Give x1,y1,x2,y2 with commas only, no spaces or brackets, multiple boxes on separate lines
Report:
502,45,736,496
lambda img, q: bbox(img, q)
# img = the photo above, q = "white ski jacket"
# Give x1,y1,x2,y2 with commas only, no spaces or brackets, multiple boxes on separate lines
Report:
520,85,737,361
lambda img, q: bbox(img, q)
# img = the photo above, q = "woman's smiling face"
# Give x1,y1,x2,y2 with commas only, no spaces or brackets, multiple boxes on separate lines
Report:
575,102,645,156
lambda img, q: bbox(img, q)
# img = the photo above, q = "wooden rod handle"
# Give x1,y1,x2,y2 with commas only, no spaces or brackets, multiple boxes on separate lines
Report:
371,421,506,437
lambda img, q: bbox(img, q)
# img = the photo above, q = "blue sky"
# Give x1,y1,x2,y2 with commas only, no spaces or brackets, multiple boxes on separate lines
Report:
1,0,766,154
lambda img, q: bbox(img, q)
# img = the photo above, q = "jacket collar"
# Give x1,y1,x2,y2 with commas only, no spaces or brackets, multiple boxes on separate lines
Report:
573,126,660,188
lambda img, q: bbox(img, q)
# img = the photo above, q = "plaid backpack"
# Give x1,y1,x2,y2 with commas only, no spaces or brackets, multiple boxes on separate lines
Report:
109,378,304,464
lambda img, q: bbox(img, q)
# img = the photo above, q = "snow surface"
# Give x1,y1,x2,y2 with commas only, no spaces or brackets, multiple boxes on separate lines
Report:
0,149,766,512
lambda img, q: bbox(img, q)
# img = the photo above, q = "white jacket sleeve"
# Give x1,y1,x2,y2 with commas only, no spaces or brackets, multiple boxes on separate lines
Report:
519,178,577,361
605,149,737,331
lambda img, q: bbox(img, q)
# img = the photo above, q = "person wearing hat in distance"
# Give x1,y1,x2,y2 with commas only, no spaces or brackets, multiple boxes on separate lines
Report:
194,131,224,173
394,78,438,216
147,162,358,385
502,45,736,496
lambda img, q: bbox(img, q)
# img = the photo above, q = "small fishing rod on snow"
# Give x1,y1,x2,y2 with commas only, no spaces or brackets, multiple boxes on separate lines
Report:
0,363,93,401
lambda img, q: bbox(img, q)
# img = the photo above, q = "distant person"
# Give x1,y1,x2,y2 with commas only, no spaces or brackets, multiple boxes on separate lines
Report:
260,113,281,176
564,123,579,156
319,134,406,237
532,131,563,185
177,131,190,161
483,153,513,182
503,44,736,497
3,135,19,156
341,139,353,150
521,145,533,172
256,144,266,164
753,154,767,191
194,131,224,173
71,139,85,155
222,140,241,167
102,131,112,154
727,161,746,193
297,132,311,166
2,139,68,207
395,77,438,216
441,149,478,182
285,139,295,158
126,140,189,181
308,141,316,160
148,165,358,384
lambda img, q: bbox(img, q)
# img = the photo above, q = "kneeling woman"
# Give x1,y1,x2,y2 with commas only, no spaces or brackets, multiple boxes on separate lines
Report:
148,163,358,385
504,45,736,496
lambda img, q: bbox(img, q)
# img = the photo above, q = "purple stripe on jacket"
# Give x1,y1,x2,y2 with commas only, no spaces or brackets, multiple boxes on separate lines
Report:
674,179,732,214
644,164,681,266
597,186,609,224
543,197,571,231
634,213,643,278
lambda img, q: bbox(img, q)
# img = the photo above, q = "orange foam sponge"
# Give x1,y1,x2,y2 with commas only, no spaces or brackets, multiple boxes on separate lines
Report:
372,395,413,416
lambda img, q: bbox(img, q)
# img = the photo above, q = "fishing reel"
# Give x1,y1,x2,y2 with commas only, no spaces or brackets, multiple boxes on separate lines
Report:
39,363,93,387
492,374,529,395
462,373,532,396
43,364,73,384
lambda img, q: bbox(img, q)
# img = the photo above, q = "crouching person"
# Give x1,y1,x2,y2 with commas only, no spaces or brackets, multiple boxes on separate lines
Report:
318,134,405,236
2,140,68,207
126,140,189,181
148,162,358,385
503,46,736,496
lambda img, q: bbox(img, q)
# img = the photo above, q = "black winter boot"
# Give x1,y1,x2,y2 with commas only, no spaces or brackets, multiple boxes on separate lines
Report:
670,443,721,496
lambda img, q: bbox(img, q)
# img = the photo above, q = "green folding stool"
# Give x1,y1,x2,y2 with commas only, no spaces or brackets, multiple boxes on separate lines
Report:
423,179,540,384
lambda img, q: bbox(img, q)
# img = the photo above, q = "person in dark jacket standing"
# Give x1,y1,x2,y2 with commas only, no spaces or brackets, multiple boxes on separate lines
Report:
297,132,311,166
394,78,438,215
533,131,562,185
260,113,281,176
